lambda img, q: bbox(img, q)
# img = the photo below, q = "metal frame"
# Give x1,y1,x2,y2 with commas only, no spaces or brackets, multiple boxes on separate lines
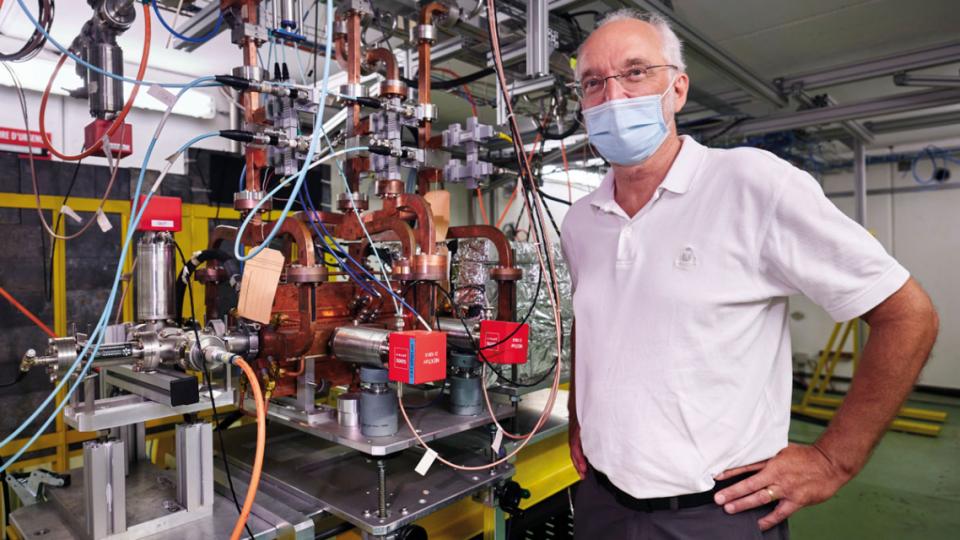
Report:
777,39,960,92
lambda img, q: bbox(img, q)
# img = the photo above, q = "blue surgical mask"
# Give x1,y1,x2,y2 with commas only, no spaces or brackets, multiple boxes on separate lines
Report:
582,79,675,165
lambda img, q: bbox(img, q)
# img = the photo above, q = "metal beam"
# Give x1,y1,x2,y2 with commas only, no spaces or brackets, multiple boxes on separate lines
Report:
777,40,960,92
619,0,788,108
794,92,874,144
894,72,960,89
726,88,960,137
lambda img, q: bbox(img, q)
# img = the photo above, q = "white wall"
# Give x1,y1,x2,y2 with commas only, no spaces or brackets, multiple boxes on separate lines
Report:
790,140,960,389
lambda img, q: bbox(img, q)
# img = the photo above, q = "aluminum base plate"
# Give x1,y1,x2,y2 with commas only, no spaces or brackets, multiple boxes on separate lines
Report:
248,398,516,456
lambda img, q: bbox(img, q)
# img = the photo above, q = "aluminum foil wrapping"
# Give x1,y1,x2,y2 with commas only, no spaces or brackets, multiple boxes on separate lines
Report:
451,238,498,317
510,241,573,386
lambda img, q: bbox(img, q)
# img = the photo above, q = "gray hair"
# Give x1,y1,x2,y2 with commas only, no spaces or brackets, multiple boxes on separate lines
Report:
575,9,687,79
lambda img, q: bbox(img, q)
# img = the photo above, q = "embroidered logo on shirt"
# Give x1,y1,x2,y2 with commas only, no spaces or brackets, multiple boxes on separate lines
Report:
674,246,698,270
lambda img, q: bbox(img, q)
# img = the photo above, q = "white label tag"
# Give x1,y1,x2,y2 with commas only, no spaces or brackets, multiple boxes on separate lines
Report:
148,84,178,109
491,427,504,454
95,209,112,232
100,134,116,172
60,205,82,224
415,448,438,476
151,219,175,228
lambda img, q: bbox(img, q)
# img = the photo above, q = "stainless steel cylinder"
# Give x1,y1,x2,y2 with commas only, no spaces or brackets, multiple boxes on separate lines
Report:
279,0,297,28
135,232,176,322
436,317,479,349
88,43,124,119
338,392,360,427
331,326,391,367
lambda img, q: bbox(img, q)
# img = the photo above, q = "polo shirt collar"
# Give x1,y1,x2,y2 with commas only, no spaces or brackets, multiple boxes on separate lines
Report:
590,135,706,214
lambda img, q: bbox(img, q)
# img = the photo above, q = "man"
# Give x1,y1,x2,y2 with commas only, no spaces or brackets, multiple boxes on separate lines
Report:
561,9,939,539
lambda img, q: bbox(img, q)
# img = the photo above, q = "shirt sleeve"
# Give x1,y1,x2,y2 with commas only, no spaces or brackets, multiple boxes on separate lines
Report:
758,169,909,322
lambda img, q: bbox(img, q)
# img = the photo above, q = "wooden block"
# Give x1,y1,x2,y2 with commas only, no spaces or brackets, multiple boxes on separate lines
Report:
237,248,284,324
424,190,450,243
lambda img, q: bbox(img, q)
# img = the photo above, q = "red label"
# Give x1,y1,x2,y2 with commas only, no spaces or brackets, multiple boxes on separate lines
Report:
134,195,182,232
388,330,447,384
480,320,529,364
0,127,49,153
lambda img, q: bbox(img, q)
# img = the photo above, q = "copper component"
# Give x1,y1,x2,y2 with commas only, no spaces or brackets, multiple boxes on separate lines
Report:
234,190,272,212
392,257,413,280
379,80,408,99
411,253,447,281
337,192,370,212
286,264,329,284
375,179,404,198
364,47,400,82
490,267,523,281
447,225,522,321
194,266,227,284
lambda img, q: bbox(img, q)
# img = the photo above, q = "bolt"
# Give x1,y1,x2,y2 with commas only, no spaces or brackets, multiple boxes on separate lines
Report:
32,529,50,536
418,498,426,504
363,509,372,517
401,507,409,516
377,459,387,519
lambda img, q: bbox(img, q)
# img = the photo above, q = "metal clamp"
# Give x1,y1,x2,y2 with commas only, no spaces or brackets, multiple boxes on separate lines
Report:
417,24,438,43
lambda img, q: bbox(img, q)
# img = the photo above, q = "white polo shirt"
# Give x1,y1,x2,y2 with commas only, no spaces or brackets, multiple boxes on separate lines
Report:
560,135,909,498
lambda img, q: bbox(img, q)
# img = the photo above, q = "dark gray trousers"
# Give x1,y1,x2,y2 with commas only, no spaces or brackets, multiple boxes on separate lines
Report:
574,468,790,540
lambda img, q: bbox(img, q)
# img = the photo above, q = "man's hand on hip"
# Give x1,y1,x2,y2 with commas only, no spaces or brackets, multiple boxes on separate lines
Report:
569,422,587,479
712,443,852,531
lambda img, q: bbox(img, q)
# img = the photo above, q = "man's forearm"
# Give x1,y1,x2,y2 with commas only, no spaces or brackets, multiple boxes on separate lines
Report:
815,279,938,476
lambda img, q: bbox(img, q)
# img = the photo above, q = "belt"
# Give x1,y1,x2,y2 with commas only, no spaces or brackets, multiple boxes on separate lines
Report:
591,466,751,512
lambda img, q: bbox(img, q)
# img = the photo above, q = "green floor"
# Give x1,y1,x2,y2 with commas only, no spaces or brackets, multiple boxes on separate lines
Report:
788,392,960,539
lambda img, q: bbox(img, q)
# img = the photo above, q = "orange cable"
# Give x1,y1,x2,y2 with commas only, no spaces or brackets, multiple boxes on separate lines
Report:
475,188,490,225
495,132,542,228
0,285,56,338
38,2,151,161
560,139,573,203
231,357,266,540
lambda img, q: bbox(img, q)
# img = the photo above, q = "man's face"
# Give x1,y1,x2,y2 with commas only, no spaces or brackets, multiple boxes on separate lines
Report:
577,19,688,115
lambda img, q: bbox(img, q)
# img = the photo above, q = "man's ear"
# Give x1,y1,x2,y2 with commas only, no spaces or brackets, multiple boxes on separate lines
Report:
673,73,690,114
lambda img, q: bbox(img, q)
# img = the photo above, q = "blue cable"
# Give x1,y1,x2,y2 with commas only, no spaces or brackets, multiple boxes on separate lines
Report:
912,145,960,185
0,131,220,474
296,191,379,298
233,0,334,262
237,164,247,192
300,185,426,320
0,76,215,457
13,0,217,88
151,0,223,44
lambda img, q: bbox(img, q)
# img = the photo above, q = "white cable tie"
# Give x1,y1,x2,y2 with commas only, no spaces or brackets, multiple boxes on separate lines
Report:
491,427,503,454
148,84,178,109
60,205,82,224
95,208,112,233
100,135,117,173
415,448,438,476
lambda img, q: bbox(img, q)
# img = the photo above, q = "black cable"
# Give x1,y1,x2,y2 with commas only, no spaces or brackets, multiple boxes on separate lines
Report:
536,114,581,140
536,188,572,207
173,241,255,540
0,370,27,388
400,66,495,90
47,159,84,300
433,282,555,388
0,0,54,62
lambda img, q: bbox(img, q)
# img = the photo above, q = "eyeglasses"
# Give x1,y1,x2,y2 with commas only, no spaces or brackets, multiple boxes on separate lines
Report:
573,65,678,100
